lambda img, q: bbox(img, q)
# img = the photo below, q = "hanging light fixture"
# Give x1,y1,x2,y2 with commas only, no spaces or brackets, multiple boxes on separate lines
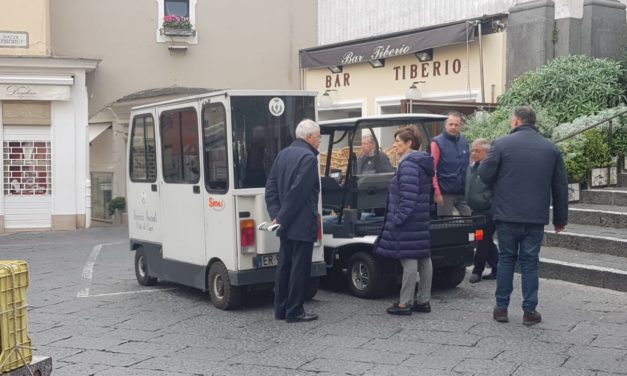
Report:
319,89,336,108
405,81,425,113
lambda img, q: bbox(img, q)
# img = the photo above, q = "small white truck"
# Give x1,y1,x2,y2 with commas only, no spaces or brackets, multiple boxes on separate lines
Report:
126,90,326,310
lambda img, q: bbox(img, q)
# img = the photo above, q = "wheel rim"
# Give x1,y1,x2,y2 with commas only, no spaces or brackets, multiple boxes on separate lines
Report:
213,274,225,300
137,255,147,278
351,262,369,290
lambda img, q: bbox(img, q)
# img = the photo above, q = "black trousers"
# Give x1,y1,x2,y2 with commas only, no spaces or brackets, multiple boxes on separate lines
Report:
472,215,499,275
274,238,314,319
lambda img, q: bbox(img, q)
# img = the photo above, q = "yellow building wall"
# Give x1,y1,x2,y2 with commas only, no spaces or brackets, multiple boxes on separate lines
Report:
304,32,507,116
0,0,50,56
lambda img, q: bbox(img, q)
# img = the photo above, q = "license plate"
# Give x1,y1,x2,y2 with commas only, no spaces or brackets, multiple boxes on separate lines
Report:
257,253,279,268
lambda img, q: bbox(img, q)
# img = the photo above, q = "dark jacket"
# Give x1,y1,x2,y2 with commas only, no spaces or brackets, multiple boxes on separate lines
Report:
433,132,470,194
374,151,434,260
478,124,568,226
356,152,394,175
265,139,320,242
465,161,493,215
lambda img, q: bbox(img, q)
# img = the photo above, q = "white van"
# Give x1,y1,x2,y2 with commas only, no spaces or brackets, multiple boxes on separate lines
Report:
126,90,326,310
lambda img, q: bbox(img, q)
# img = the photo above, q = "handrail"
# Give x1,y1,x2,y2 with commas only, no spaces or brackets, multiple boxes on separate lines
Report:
554,108,627,143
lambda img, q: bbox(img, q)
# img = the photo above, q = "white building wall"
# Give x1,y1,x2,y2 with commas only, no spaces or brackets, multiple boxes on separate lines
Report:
318,0,627,44
51,97,77,216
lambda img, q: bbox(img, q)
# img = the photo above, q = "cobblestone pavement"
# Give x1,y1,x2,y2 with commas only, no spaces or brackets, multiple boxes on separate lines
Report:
2,226,627,376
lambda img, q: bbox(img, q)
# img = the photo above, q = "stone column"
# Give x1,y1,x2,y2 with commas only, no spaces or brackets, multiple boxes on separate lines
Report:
581,0,627,59
506,0,556,85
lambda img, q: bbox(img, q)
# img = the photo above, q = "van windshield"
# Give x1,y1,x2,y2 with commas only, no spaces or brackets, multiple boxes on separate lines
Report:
231,96,315,188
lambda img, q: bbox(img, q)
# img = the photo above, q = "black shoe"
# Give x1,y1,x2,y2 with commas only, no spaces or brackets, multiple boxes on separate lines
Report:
411,302,431,313
285,312,318,323
386,303,412,315
482,273,497,280
469,273,481,283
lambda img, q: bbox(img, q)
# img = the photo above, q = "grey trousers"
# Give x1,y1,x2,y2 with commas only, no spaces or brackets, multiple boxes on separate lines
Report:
437,193,472,216
399,258,433,305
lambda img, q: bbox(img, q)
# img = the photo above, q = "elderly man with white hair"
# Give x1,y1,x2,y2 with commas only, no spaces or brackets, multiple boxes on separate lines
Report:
356,134,394,175
265,118,321,323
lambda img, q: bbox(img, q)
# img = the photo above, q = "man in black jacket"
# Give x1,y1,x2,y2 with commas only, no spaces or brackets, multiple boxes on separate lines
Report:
479,106,568,326
265,119,321,323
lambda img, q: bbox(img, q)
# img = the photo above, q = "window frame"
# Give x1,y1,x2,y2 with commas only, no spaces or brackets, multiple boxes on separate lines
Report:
159,107,200,185
202,102,229,194
156,0,198,44
129,114,157,183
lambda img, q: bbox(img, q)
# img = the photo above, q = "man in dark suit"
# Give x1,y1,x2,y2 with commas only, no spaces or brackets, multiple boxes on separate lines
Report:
479,106,568,326
265,118,321,323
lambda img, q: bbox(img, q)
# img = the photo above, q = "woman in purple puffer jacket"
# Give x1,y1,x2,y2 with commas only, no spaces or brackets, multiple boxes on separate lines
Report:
374,125,434,316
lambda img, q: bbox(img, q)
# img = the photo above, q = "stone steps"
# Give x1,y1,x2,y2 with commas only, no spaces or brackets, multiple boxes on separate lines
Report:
543,223,627,257
567,203,627,228
540,246,627,292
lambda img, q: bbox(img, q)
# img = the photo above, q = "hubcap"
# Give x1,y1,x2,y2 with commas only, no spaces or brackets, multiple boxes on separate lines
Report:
213,274,225,299
351,262,369,290
138,255,146,278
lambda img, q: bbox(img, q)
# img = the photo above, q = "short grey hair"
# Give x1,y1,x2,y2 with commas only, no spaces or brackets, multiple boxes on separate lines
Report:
361,134,375,143
513,106,536,124
472,138,490,151
295,118,320,139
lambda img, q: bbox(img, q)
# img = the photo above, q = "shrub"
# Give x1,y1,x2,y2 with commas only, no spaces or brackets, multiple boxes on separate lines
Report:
108,196,126,216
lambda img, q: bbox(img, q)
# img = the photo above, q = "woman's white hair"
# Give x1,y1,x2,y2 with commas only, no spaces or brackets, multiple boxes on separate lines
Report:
295,118,320,139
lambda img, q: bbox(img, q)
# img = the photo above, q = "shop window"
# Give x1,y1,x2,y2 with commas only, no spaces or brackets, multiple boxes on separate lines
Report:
91,172,113,221
3,141,52,196
160,108,199,184
202,103,228,192
129,115,157,182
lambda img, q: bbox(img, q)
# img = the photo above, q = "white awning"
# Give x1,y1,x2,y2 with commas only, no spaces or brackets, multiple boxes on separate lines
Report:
0,74,74,85
89,124,111,142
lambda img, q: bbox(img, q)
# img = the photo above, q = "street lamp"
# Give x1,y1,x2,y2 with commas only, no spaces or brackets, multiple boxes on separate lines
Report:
319,89,336,108
405,81,425,113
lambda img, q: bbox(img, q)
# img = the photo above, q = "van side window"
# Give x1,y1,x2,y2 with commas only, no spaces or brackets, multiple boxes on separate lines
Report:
130,115,157,182
160,108,200,184
202,103,228,192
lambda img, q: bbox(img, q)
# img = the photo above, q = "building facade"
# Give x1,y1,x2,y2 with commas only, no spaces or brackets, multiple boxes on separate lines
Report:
0,0,99,231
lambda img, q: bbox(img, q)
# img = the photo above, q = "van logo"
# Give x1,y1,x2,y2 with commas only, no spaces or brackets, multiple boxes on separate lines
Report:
269,97,285,117
208,197,225,211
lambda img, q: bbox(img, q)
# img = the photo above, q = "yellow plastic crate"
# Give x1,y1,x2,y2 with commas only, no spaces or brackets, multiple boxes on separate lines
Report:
0,261,32,373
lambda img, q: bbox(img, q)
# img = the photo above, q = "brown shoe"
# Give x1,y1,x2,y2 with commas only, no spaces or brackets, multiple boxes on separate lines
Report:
493,307,508,323
523,310,542,326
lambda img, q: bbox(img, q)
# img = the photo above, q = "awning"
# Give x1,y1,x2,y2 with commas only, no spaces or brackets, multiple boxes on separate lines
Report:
300,21,476,69
89,123,111,142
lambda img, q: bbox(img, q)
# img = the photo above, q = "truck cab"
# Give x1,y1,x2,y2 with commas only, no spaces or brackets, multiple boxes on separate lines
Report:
319,115,484,298
126,90,326,310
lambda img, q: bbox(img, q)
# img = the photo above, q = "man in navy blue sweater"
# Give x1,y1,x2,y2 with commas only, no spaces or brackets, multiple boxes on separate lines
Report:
265,119,321,323
479,106,568,326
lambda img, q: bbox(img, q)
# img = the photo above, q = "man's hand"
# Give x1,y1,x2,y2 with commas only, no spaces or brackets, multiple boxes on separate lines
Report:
271,219,278,225
554,224,565,233
434,192,444,205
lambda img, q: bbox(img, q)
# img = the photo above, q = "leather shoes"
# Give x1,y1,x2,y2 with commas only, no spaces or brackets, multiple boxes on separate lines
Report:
482,273,497,280
493,307,508,323
285,312,318,323
386,303,412,315
411,302,431,313
523,310,542,326
469,273,481,283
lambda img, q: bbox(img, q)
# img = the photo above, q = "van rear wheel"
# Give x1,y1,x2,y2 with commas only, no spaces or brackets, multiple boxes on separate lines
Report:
135,247,157,286
208,261,242,310
433,266,466,289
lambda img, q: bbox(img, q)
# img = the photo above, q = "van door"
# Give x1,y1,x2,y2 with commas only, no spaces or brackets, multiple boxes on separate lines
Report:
158,106,206,269
127,112,161,244
200,100,237,271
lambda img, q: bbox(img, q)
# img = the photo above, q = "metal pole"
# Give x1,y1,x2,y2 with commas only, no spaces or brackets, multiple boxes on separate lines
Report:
477,21,486,103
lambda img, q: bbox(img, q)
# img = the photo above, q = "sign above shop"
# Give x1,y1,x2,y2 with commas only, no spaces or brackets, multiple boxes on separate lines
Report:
0,84,71,101
300,21,474,69
0,31,28,48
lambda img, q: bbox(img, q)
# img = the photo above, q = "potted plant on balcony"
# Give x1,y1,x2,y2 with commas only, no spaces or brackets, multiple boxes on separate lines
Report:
161,15,195,36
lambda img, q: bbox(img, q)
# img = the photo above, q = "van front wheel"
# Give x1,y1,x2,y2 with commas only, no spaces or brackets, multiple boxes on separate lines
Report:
208,261,242,310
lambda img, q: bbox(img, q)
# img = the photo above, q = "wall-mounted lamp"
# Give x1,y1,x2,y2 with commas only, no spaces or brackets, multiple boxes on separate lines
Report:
369,59,385,68
415,49,433,62
319,89,337,108
405,81,425,113
328,66,343,74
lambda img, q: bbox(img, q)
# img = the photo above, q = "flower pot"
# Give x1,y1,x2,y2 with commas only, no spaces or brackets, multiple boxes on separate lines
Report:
161,28,196,36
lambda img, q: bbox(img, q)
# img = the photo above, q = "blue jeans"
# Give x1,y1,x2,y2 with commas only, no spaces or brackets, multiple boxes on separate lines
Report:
495,223,544,312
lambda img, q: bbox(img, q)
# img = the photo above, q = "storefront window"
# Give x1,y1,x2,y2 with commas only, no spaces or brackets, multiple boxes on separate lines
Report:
3,141,52,196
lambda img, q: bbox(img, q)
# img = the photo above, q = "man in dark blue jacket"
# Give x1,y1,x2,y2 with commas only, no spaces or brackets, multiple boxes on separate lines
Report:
479,106,568,326
265,119,321,323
